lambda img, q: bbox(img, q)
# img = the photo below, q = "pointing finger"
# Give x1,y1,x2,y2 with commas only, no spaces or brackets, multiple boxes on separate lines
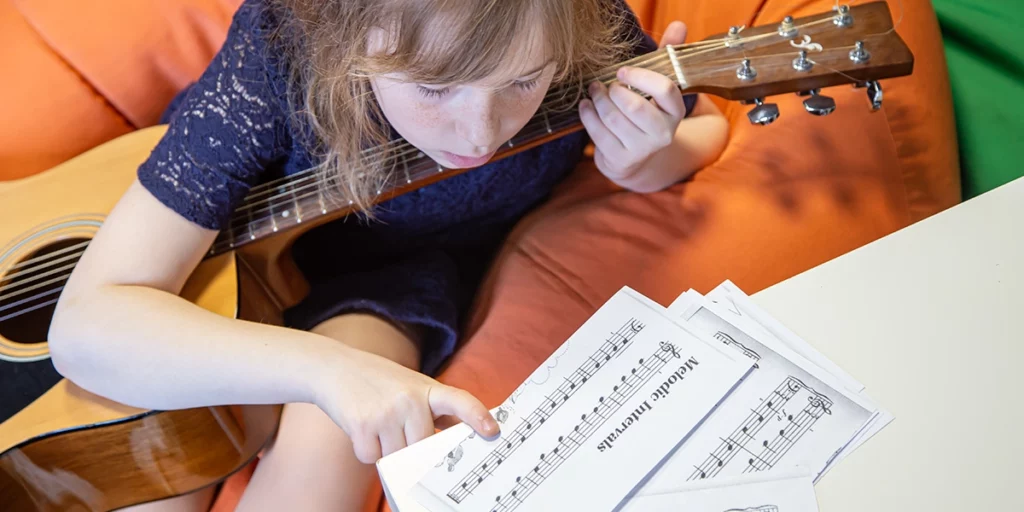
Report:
429,384,500,438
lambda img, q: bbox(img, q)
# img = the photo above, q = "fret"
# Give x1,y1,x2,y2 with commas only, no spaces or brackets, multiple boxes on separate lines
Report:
246,207,256,241
267,188,280,233
401,152,413,184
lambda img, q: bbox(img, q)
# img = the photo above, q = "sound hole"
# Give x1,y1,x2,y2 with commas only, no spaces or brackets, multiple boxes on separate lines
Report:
0,238,89,343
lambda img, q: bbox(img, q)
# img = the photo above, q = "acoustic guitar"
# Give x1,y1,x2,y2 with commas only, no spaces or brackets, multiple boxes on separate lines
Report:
0,4,912,510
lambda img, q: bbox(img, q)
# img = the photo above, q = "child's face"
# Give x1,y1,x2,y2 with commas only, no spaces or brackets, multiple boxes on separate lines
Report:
370,37,555,169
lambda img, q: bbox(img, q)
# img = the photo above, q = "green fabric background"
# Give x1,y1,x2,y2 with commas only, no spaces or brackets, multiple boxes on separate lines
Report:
933,0,1024,199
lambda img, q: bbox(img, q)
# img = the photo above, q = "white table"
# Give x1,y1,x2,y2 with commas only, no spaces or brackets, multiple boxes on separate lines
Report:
379,177,1024,512
752,176,1024,511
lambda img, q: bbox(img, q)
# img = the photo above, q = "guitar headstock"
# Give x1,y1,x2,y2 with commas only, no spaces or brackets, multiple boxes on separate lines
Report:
676,2,913,124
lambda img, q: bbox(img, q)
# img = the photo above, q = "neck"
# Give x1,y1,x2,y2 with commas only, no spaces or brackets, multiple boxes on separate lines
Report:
206,48,681,257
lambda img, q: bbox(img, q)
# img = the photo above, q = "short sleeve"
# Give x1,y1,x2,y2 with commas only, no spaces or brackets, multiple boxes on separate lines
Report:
137,0,290,230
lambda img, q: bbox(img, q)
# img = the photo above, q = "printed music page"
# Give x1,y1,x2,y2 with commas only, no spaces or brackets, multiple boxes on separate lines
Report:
634,290,878,491
407,287,754,512
698,282,894,476
626,467,820,512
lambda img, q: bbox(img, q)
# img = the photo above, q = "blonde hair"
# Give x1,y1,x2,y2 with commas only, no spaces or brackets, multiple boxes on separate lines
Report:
267,0,637,214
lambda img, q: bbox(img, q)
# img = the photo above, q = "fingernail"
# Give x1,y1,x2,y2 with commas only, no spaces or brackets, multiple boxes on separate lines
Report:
481,415,499,433
580,99,591,110
617,67,629,80
588,81,600,95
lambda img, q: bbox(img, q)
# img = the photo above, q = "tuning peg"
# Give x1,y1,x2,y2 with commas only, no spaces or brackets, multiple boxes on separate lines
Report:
746,98,780,126
796,88,820,97
865,80,883,110
802,90,836,116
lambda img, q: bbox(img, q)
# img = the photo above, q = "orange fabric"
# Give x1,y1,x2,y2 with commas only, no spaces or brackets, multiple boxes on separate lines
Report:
0,0,242,181
430,0,961,503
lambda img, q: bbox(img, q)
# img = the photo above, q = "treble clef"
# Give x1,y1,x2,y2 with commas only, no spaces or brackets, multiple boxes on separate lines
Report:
659,341,680,359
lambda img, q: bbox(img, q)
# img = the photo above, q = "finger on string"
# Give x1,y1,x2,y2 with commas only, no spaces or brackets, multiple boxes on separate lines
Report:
580,98,626,152
607,83,665,137
615,67,687,120
588,81,645,148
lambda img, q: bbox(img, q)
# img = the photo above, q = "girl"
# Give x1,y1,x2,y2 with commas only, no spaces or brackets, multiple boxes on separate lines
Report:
49,0,728,510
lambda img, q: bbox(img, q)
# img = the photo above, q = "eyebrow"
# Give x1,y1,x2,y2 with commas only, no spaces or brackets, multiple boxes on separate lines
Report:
516,60,552,79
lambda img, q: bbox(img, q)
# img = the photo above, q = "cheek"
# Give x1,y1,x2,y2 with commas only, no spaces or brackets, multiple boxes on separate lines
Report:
375,81,448,140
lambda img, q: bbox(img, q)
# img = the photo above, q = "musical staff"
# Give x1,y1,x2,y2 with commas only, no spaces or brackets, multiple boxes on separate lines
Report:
744,379,833,475
445,318,645,502
486,341,683,512
688,376,821,480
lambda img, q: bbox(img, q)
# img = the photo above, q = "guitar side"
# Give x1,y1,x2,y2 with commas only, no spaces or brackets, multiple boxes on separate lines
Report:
0,126,282,510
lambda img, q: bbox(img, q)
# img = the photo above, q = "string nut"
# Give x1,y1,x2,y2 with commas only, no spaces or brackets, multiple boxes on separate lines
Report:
833,4,853,27
736,59,757,81
792,50,813,72
778,16,798,38
849,41,870,64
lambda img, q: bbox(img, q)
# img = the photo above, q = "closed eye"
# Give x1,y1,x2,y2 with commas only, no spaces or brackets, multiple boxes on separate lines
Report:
512,78,539,92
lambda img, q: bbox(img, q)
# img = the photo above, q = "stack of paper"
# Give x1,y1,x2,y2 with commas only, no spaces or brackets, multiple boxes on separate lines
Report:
377,281,891,512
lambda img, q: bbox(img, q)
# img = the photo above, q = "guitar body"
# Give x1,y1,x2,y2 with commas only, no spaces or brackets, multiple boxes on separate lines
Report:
0,126,296,510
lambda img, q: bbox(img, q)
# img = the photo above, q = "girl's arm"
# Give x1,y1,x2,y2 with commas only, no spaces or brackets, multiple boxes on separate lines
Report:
49,180,338,410
49,180,497,462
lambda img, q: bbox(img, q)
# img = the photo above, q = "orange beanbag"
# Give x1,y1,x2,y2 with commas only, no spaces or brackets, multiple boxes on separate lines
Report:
429,0,960,494
0,0,242,181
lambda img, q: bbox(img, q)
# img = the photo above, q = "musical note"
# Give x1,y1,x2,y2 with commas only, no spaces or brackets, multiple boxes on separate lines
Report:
447,318,647,502
687,376,806,481
478,342,682,511
741,378,833,475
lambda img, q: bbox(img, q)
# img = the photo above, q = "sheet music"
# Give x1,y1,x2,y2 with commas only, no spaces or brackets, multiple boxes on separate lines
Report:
625,467,819,512
408,287,754,512
699,282,894,477
630,291,877,491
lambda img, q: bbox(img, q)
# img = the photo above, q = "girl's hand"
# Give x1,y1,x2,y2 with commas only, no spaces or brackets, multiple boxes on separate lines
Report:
314,329,499,464
579,21,690,186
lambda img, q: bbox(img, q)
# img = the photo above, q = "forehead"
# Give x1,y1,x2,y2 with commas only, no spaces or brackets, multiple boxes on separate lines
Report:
380,0,552,86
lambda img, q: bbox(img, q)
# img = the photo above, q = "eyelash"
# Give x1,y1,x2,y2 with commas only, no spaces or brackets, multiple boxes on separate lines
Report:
416,78,539,99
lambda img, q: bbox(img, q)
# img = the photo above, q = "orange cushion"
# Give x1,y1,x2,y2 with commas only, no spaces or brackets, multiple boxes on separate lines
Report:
434,0,962,470
0,0,242,181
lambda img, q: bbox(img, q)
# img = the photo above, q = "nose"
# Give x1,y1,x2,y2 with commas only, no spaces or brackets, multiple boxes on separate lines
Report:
455,92,502,153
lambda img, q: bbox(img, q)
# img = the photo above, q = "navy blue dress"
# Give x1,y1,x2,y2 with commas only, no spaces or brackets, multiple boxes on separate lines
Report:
139,0,694,375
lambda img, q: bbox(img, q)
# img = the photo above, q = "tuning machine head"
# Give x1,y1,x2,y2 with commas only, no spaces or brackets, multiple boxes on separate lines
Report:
853,80,883,110
744,98,780,126
800,89,837,116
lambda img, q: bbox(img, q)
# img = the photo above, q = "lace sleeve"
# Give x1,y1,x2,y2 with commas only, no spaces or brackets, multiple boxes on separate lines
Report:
137,0,290,230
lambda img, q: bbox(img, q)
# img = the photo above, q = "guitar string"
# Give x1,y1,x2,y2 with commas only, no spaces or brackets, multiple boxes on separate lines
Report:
221,13,846,220
0,29,851,299
238,35,748,199
216,17,847,231
201,12,840,224
233,40,722,207
0,9,885,318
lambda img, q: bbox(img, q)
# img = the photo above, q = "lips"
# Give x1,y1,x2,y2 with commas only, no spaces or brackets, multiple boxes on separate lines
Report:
440,150,496,169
